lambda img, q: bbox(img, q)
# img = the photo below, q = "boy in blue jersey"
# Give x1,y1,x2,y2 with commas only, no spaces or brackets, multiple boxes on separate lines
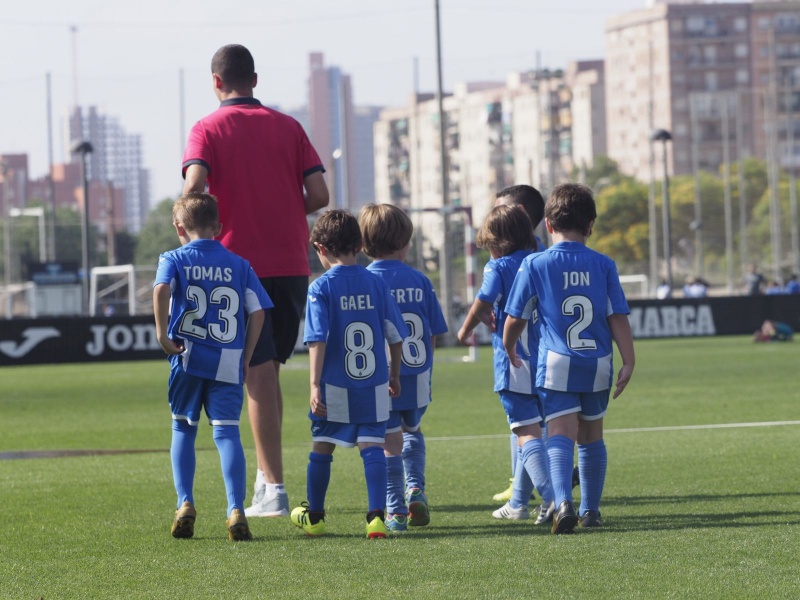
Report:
490,185,548,504
504,183,635,534
358,203,448,532
458,204,555,524
292,209,408,539
153,192,273,541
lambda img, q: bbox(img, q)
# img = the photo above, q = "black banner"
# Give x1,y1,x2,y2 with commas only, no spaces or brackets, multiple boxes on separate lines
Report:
1,294,798,366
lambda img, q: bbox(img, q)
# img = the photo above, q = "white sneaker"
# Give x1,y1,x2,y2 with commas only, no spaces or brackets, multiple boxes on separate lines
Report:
245,488,290,517
534,501,555,525
492,502,529,520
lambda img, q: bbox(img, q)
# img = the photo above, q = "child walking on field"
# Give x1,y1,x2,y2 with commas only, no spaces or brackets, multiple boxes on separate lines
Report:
458,204,555,524
504,183,635,534
153,192,272,541
358,203,448,531
292,209,408,539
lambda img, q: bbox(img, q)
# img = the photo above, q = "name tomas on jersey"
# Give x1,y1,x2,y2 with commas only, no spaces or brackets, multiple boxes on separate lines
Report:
182,265,233,282
339,294,375,311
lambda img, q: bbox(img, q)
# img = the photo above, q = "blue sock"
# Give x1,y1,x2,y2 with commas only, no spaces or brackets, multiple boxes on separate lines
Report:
509,433,519,478
578,439,607,515
212,425,246,516
307,452,333,514
170,419,197,508
402,431,426,491
361,446,387,513
386,455,408,515
509,458,534,509
547,435,575,507
521,438,554,505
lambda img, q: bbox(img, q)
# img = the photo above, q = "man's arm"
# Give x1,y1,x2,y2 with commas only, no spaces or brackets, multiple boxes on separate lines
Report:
304,171,329,215
183,164,208,195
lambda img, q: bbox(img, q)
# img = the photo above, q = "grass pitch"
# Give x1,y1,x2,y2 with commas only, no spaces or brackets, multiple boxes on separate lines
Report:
1,337,799,599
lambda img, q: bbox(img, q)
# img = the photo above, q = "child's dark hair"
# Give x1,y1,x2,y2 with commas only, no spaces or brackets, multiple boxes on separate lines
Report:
310,209,362,257
476,204,535,257
358,203,413,258
545,183,597,236
496,184,545,229
173,192,219,233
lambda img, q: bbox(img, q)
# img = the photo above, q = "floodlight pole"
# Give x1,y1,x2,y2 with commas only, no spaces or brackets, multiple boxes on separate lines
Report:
71,140,93,315
651,129,673,291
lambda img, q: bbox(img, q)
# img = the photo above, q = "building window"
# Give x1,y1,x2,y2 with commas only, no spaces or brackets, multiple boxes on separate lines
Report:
705,72,718,91
736,69,749,84
734,17,747,32
735,43,748,58
758,17,771,30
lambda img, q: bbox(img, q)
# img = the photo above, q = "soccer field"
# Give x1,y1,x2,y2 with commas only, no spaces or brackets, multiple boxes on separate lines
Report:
2,337,799,599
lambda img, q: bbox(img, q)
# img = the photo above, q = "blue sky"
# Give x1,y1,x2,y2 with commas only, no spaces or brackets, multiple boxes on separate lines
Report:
2,0,657,204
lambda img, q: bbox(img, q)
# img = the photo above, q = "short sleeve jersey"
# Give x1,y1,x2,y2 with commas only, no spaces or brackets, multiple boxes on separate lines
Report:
505,241,630,393
154,239,273,385
367,260,448,409
182,98,324,278
304,265,408,423
476,249,538,394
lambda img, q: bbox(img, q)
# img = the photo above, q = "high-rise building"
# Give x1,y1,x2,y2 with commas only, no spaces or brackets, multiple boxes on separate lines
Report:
67,106,151,232
308,52,355,210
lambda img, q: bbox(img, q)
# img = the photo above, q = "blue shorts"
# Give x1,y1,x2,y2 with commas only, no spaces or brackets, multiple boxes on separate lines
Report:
310,420,387,448
498,390,544,430
386,406,427,434
539,388,610,422
168,368,244,426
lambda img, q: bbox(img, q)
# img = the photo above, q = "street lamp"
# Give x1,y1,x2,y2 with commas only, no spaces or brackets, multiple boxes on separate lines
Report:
1,161,11,290
651,129,673,291
71,139,93,314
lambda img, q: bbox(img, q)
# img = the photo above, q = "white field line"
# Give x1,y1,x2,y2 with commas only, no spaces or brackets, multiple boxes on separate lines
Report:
424,420,800,442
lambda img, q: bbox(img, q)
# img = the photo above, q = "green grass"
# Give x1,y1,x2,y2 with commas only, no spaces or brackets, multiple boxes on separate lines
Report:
1,337,799,599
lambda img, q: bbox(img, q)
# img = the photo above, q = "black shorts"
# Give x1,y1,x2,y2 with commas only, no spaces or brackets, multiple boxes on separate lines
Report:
250,276,308,366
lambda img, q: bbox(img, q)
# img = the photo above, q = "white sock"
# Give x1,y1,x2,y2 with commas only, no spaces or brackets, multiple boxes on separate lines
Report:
265,483,285,495
255,469,266,487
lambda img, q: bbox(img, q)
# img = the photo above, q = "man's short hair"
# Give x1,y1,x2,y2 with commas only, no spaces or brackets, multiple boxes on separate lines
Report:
546,183,596,236
495,184,545,229
310,209,362,257
358,203,413,258
211,44,255,90
174,192,220,233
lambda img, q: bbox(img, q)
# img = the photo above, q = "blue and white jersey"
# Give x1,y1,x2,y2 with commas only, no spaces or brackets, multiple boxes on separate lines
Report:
367,260,448,410
476,249,539,394
304,264,408,423
154,239,273,385
506,241,629,393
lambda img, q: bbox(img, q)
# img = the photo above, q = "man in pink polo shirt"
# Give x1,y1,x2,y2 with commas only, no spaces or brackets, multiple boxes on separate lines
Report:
182,44,329,517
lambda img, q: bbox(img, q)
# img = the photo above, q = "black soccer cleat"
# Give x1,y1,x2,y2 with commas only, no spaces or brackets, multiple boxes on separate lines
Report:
551,500,578,535
572,466,580,490
579,510,603,528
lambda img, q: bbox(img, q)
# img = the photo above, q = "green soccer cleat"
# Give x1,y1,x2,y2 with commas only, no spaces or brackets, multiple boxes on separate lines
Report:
406,488,430,527
366,514,387,539
291,503,327,536
226,508,253,541
492,478,515,502
385,513,408,532
171,501,196,539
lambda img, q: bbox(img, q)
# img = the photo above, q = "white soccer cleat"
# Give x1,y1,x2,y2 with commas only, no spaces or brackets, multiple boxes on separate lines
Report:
245,488,290,517
492,501,530,520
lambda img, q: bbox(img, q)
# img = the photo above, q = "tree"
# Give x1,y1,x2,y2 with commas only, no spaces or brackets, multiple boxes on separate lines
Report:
135,198,179,266
591,179,650,273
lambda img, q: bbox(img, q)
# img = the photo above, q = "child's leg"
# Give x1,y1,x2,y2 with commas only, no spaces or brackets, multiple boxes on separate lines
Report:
510,432,519,477
516,424,554,507
212,424,246,517
171,419,198,507
577,419,606,515
359,443,387,516
402,429,426,492
384,430,407,516
308,441,335,523
545,415,578,508
509,456,534,509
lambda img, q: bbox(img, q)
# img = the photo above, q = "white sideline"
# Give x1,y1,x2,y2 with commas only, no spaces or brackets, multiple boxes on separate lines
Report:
425,420,800,442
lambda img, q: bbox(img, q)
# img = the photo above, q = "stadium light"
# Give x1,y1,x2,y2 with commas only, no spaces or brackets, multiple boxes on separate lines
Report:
1,161,10,289
651,129,673,292
71,139,93,315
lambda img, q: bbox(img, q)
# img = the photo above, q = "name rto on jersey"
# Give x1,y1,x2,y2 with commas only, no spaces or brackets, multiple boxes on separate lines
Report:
390,287,423,304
